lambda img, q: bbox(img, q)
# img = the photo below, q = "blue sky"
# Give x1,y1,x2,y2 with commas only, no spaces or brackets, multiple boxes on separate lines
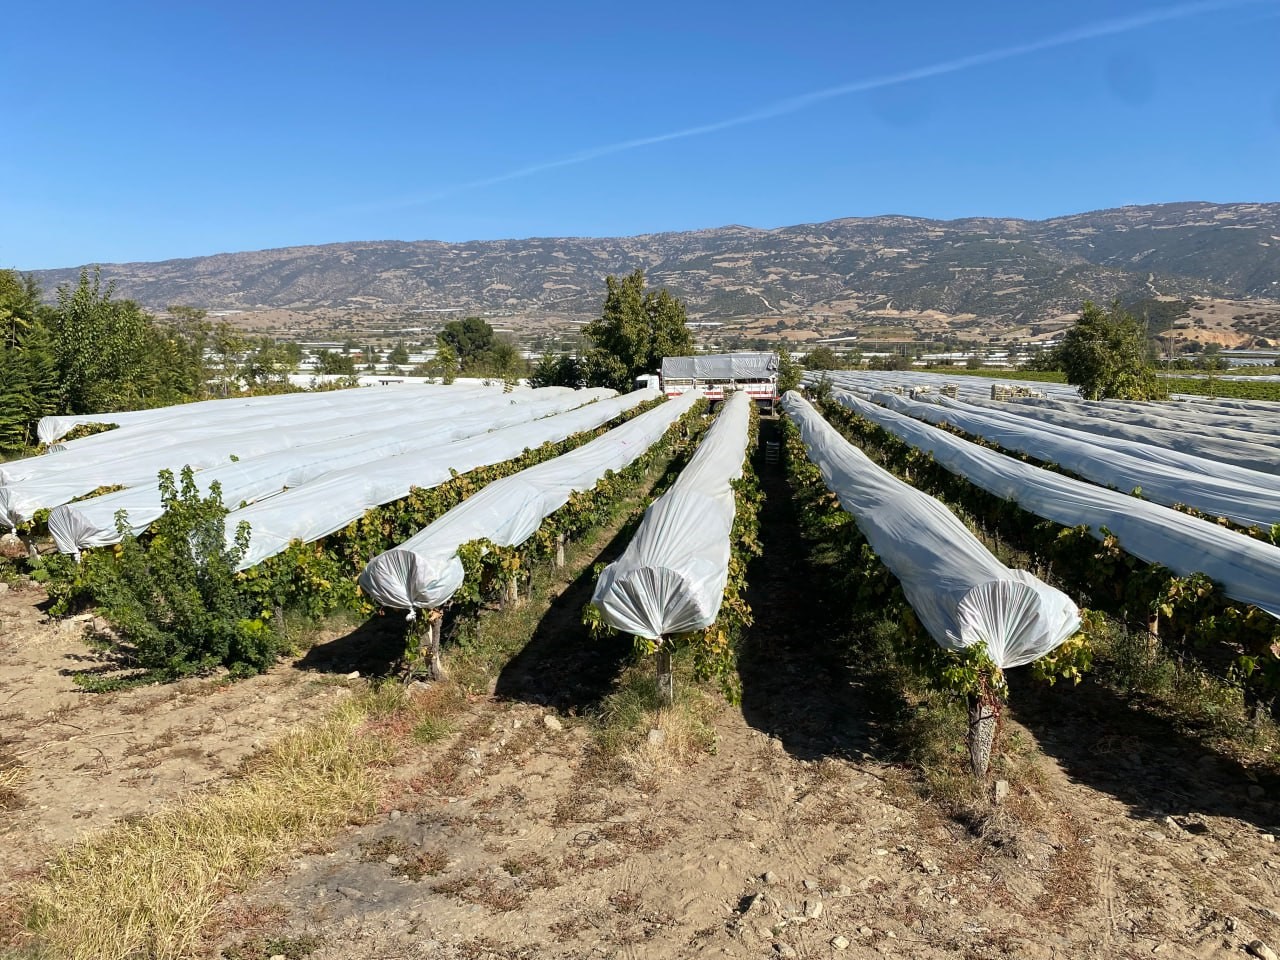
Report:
3,0,1279,269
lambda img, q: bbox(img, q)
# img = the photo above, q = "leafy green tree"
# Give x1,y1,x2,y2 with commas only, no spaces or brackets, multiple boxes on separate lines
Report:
528,353,582,388
431,340,459,383
1196,342,1228,372
776,345,802,393
242,337,297,386
582,269,694,391
802,346,841,370
439,317,497,369
1022,347,1061,372
1059,301,1167,400
0,271,58,454
156,307,213,399
48,268,153,413
388,340,410,365
483,336,523,378
867,353,912,371
314,349,357,375
209,321,246,396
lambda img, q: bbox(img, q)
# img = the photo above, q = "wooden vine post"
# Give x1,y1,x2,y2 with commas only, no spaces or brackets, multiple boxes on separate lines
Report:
425,609,446,680
404,608,447,682
967,675,1000,778
656,639,674,706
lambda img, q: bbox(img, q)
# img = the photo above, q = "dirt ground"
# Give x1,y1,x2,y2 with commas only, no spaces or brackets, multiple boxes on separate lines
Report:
2,447,1280,959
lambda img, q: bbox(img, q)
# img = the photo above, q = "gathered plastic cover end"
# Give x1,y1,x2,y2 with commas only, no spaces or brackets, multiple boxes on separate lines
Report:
951,574,1081,671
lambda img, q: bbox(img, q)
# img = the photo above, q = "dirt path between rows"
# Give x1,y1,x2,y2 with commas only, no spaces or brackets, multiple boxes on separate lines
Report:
3,421,1280,958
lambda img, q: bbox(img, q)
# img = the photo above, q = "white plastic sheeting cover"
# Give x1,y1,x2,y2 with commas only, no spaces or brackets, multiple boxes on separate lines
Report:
10,383,504,484
812,370,1280,476
661,353,778,381
46,389,574,555
34,381,505,445
1019,396,1280,441
227,388,655,571
591,390,751,640
929,395,1280,493
784,392,1079,669
984,396,1280,476
1005,395,1280,448
358,391,703,611
872,392,1280,530
2,386,556,530
827,386,1280,620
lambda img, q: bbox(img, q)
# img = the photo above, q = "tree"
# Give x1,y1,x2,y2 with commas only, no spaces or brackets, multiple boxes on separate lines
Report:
1059,301,1166,401
388,340,410,365
582,269,694,391
439,317,497,370
1196,342,1228,372
210,321,246,396
431,340,459,384
1022,347,1061,372
776,345,802,393
0,270,57,454
314,349,357,375
242,337,298,386
528,353,582,388
48,268,153,413
802,346,841,370
80,467,278,682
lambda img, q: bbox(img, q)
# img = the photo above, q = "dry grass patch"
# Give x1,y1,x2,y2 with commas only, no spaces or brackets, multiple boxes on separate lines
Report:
0,739,25,811
15,688,403,960
589,653,719,784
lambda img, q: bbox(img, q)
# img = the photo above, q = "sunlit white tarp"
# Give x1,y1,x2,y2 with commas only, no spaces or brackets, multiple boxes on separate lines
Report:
871,392,1280,529
591,390,751,639
227,388,656,570
1019,396,1280,441
827,387,1280,620
976,395,1280,475
661,353,778,381
46,388,575,555
2,386,564,530
784,392,1079,668
10,383,506,485
809,370,1280,476
358,391,702,611
34,381,504,445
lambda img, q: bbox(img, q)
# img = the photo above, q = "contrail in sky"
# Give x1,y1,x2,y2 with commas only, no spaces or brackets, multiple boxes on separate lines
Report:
380,0,1271,208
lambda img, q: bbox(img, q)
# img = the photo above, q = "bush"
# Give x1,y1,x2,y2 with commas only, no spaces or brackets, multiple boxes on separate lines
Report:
81,467,279,683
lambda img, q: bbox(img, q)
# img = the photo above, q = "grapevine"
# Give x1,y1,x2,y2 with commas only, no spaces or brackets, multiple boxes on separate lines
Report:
815,396,1280,706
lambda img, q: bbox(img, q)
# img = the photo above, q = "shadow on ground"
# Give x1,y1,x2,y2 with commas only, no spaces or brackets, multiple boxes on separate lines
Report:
1010,670,1280,833
737,417,889,762
294,613,409,677
494,520,640,715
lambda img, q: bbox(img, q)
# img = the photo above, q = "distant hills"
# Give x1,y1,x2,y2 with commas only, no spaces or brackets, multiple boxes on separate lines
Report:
27,202,1280,328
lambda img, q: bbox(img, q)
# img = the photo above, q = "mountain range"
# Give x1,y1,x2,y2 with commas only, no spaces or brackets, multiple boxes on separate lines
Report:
28,202,1280,331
